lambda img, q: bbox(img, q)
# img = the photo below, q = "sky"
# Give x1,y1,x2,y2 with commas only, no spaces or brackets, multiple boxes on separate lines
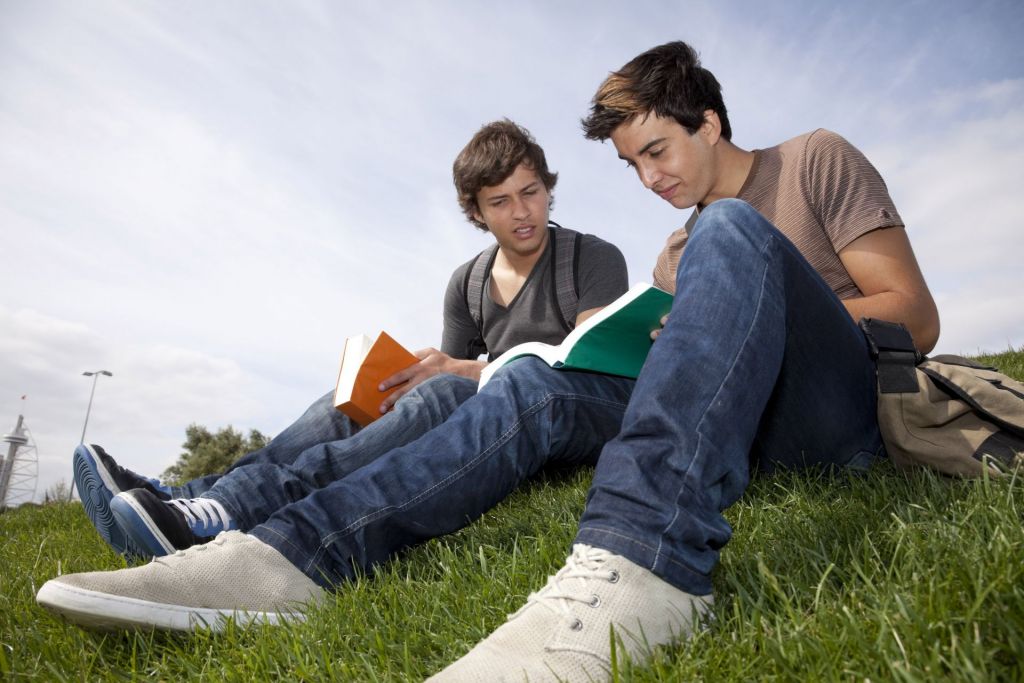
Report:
2,0,1022,504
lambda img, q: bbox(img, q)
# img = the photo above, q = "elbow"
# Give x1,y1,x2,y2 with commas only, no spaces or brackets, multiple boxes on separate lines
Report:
915,299,941,355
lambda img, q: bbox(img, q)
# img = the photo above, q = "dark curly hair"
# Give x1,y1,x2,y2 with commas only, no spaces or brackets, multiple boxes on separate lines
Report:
453,120,557,231
582,41,731,142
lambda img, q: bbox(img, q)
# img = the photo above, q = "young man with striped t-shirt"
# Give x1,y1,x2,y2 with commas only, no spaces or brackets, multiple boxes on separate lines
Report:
431,41,939,680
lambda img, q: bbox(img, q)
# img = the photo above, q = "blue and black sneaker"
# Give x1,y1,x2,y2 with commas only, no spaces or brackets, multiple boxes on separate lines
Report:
110,489,237,557
72,444,171,558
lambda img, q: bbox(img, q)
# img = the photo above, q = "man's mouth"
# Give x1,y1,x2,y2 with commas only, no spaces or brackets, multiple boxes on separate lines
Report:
657,184,677,201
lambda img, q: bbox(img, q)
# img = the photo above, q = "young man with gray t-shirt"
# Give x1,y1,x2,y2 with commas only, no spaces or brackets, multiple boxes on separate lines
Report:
61,120,627,560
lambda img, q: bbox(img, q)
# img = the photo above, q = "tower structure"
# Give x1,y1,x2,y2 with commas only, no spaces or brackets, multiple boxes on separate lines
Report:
1,415,38,508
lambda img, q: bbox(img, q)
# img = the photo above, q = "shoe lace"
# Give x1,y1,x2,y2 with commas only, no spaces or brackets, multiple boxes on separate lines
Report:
520,545,618,629
168,497,233,534
153,531,231,567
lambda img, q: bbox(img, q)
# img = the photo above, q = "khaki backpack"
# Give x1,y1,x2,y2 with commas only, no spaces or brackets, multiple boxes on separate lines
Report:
860,318,1024,477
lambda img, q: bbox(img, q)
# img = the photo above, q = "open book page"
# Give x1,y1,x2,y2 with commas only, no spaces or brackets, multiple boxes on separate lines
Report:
478,283,672,388
334,334,373,410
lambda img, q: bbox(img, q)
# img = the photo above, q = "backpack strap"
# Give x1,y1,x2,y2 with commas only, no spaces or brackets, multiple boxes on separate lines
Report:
548,222,581,333
859,318,922,393
463,223,581,350
462,243,499,358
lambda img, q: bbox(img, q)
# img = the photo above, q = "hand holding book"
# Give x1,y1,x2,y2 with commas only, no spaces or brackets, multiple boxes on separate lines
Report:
376,348,486,413
334,332,420,426
334,334,489,424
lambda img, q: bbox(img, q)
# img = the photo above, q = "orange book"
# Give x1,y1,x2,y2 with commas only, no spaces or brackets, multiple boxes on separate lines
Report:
333,332,419,426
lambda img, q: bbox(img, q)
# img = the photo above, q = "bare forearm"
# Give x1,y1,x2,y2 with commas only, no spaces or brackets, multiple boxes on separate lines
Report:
445,358,488,382
842,291,940,353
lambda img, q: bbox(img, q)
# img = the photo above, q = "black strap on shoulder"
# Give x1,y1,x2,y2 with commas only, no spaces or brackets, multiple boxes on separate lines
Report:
464,223,581,349
859,318,923,394
463,244,499,358
548,222,580,333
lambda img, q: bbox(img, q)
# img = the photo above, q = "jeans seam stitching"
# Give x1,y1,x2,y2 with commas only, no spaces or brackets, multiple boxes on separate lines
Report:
580,526,705,575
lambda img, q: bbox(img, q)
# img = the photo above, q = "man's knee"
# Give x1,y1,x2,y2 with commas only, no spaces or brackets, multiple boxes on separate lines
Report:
691,199,773,244
483,358,558,401
401,373,479,407
676,200,780,289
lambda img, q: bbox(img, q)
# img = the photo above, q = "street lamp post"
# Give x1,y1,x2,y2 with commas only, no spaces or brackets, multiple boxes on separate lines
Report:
80,370,113,444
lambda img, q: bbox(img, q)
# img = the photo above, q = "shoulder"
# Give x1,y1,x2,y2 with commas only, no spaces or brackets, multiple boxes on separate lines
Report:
801,129,868,163
769,129,858,160
782,129,884,192
445,247,490,304
558,228,624,260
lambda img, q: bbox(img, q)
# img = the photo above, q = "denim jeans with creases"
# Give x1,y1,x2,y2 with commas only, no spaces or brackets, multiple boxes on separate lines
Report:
195,374,481,525
173,390,360,499
252,199,881,594
576,199,882,595
250,360,636,587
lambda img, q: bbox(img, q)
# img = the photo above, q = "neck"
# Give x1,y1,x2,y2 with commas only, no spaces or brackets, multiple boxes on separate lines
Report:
703,139,755,205
496,240,546,275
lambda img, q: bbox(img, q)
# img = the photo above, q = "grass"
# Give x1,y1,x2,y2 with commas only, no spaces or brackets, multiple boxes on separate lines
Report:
3,349,1023,681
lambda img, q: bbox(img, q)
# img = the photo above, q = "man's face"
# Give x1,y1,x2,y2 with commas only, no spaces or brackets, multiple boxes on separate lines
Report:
610,112,719,210
473,163,551,260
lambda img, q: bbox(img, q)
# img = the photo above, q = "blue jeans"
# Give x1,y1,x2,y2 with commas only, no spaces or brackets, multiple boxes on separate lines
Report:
576,199,882,595
174,391,362,499
253,199,880,593
251,361,636,587
195,374,481,526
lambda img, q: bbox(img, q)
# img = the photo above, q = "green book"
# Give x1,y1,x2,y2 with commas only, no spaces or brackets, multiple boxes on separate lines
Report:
478,282,674,388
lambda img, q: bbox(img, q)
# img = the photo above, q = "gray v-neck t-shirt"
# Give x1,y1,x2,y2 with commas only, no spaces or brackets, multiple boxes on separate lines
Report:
442,229,628,360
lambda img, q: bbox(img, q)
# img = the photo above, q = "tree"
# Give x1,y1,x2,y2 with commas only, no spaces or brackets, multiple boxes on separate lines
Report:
161,424,270,485
43,479,73,504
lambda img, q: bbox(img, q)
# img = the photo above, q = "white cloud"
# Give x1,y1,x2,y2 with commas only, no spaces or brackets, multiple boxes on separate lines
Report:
0,305,305,503
866,81,1024,354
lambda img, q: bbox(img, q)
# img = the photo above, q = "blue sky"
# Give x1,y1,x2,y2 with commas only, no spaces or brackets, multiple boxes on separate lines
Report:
2,0,1022,501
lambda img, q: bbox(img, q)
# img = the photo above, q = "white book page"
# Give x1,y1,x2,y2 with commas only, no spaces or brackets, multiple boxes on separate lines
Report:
477,283,655,388
334,334,373,404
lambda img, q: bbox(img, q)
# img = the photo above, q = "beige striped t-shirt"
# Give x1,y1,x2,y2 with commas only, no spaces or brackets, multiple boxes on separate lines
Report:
652,129,903,299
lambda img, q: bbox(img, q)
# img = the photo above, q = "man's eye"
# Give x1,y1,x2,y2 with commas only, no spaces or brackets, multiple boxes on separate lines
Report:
649,148,663,158
624,160,635,169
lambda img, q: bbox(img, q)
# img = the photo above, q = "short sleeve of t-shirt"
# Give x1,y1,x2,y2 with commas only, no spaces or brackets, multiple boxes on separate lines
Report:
441,260,483,360
575,234,629,315
804,129,904,253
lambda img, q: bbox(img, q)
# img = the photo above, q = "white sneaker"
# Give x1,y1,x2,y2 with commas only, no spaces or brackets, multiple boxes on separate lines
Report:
428,544,712,682
36,531,324,632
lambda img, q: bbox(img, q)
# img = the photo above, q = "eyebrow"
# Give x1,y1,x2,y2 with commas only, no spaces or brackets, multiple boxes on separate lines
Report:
486,181,539,201
618,137,668,160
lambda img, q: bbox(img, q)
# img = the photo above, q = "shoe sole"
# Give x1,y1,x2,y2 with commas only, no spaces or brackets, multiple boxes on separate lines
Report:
36,580,302,632
72,445,147,558
109,493,178,557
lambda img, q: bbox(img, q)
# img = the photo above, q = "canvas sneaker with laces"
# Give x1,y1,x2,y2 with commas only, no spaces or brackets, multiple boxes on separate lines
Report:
110,488,238,557
72,444,171,557
35,530,324,631
428,544,713,682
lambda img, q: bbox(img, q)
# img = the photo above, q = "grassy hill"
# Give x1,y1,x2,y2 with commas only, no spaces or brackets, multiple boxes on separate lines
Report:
2,349,1022,681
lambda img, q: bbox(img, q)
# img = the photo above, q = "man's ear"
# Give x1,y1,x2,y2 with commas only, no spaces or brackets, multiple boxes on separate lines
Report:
701,110,722,145
472,209,486,228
